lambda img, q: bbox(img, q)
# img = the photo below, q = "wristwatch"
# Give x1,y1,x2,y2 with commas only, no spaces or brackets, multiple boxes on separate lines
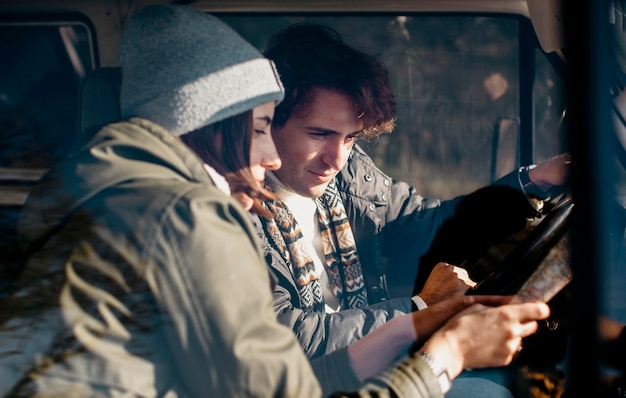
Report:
519,165,551,201
418,350,451,394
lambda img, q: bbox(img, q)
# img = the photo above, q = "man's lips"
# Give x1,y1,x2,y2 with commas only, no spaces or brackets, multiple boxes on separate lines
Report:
309,170,335,181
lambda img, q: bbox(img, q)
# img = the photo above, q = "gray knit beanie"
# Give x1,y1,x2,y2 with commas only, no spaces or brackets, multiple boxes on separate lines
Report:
119,5,284,136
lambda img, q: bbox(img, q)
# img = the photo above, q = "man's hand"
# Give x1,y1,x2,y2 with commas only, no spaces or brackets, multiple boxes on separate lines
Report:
421,300,550,379
410,295,512,346
417,262,476,306
529,152,571,191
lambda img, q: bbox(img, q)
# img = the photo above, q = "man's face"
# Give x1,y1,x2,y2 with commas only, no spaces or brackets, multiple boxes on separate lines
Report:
272,87,363,198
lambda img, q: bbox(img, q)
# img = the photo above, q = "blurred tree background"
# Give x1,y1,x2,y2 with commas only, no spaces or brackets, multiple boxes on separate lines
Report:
0,13,568,199
222,14,566,199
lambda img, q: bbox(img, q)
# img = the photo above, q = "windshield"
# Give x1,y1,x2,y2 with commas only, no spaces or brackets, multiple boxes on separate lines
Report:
221,13,566,199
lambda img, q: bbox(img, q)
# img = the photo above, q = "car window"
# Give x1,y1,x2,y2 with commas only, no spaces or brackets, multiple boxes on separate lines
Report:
534,47,567,165
0,19,94,290
0,21,94,171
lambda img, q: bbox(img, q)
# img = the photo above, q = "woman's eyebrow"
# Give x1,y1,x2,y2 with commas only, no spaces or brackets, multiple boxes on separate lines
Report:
255,115,272,125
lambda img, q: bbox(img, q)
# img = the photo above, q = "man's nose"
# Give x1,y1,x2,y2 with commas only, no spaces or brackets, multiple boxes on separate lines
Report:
321,140,349,170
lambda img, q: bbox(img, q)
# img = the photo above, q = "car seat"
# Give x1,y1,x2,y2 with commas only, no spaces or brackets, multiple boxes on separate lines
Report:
77,66,122,140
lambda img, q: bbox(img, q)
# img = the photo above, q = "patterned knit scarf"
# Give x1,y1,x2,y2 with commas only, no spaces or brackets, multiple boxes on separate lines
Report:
261,178,368,312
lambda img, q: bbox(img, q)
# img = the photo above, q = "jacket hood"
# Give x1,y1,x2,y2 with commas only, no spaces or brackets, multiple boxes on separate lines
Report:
17,118,212,252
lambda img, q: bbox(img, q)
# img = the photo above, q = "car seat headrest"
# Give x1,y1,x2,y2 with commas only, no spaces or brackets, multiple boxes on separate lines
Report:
77,67,122,138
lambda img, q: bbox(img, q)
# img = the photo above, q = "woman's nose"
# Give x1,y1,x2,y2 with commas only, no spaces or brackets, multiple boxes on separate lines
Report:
262,142,282,171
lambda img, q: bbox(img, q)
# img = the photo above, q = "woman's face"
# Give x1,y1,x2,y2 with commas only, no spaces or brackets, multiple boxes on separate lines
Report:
241,100,281,210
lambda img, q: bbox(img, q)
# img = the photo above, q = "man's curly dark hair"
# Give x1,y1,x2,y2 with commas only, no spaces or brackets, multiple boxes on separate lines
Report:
263,23,396,140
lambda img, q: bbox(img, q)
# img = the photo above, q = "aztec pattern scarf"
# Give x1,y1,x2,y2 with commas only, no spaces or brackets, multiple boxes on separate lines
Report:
261,178,368,312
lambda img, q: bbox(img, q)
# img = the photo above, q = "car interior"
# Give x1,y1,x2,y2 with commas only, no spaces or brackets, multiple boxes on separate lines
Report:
0,0,624,396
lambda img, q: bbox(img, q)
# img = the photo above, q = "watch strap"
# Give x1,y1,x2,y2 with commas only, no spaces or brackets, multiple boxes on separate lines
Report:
418,350,451,394
519,165,551,201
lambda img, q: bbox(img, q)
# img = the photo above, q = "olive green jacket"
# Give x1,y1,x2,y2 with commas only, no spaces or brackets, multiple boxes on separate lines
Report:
0,118,442,398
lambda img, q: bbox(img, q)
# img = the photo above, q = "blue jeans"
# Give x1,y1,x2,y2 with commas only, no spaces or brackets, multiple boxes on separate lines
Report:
446,368,514,398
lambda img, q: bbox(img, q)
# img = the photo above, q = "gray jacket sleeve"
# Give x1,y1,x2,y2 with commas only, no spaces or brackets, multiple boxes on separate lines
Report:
272,273,414,358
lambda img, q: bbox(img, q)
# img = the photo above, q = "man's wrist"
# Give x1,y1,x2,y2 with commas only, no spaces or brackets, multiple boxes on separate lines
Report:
519,165,551,201
518,165,549,216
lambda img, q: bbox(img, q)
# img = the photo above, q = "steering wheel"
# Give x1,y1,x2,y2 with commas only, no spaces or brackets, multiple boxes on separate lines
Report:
466,196,574,297
462,196,574,370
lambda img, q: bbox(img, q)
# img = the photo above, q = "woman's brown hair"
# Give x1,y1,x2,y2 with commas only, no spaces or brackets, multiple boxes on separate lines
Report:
181,111,276,217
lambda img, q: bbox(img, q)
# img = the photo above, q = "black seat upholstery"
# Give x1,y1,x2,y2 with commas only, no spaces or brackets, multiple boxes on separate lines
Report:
77,66,122,138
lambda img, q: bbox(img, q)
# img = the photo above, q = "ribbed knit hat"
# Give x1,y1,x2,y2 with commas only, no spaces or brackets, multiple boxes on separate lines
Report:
119,5,284,136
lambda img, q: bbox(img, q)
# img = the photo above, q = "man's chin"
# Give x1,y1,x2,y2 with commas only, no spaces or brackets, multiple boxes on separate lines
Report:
307,183,330,198
286,179,329,198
